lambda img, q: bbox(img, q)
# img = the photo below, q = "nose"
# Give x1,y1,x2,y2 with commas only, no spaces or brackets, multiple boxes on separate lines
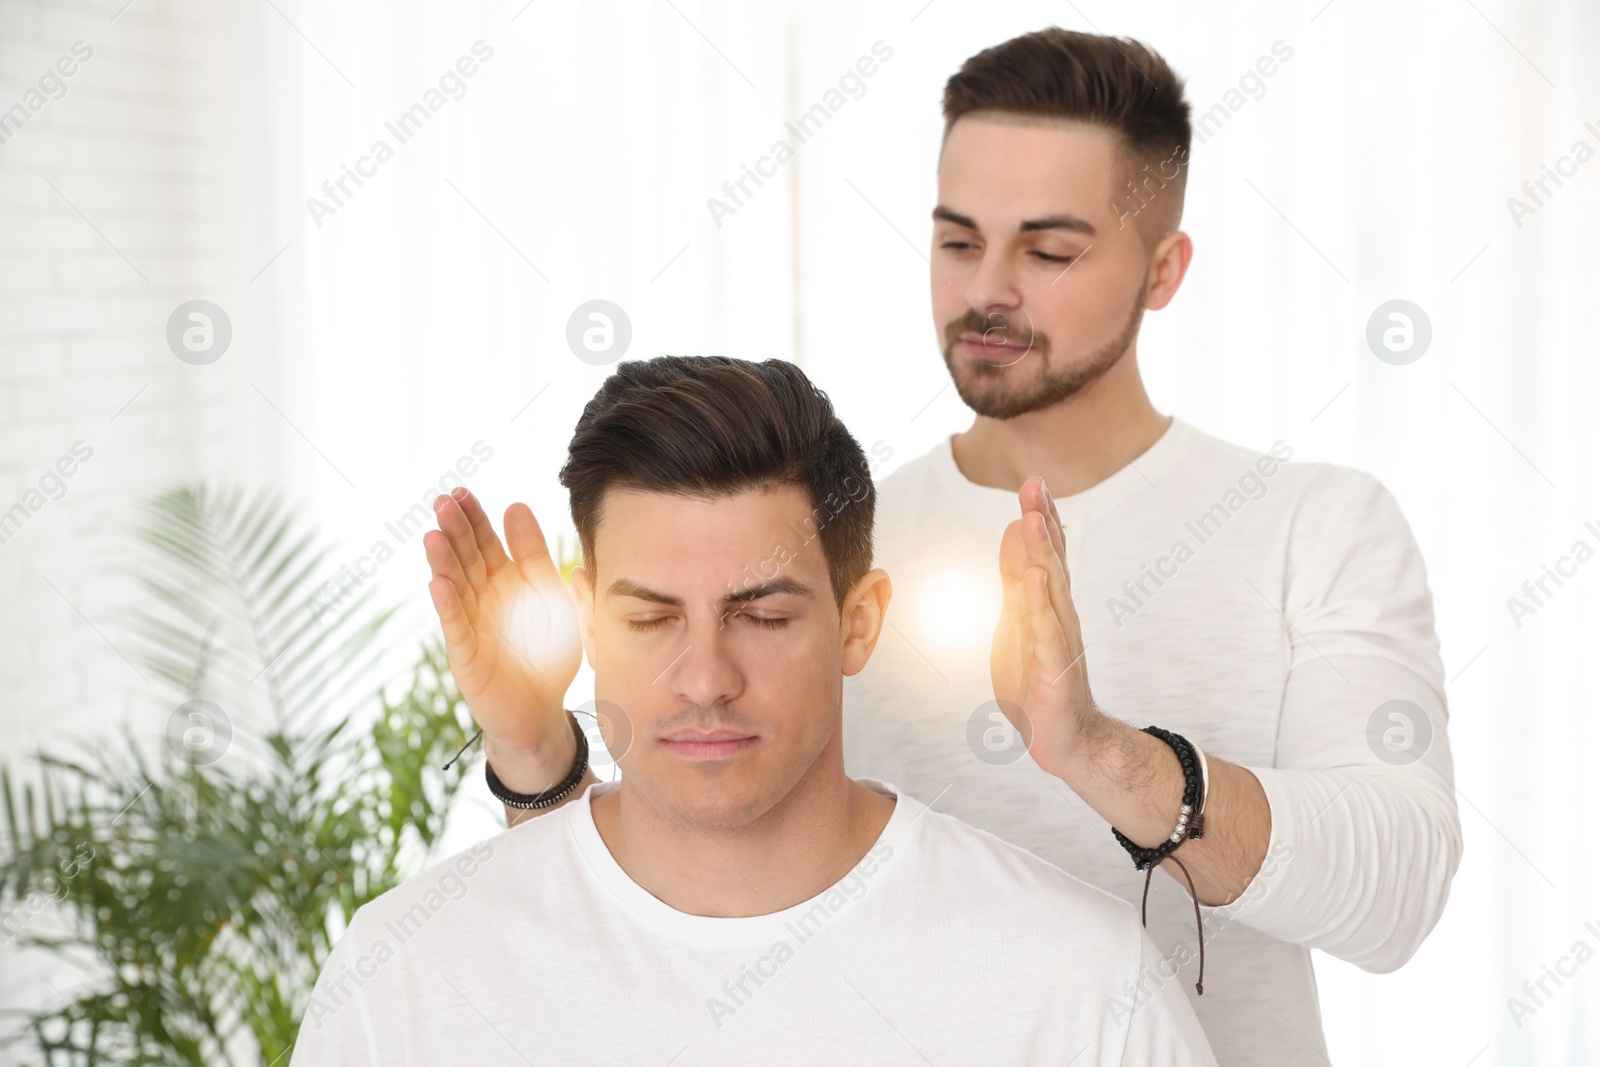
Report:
964,246,1021,313
662,619,745,709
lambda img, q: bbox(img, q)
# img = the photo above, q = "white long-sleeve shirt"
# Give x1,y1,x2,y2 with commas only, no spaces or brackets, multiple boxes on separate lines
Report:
842,417,1462,1066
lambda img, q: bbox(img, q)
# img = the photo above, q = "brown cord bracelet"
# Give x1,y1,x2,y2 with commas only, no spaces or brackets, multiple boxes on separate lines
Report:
1112,726,1209,996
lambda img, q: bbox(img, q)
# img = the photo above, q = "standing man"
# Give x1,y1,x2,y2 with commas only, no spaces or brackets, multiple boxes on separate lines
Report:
425,28,1460,1066
845,27,1460,1064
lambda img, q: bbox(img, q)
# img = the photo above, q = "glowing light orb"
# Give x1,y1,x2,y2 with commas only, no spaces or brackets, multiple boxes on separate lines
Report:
908,566,1003,652
502,584,582,673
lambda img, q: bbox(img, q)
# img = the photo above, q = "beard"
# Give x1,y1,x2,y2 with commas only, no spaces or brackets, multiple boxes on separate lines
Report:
940,296,1145,419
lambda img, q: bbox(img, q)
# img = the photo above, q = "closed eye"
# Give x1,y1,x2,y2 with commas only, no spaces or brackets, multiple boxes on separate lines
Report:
626,613,790,631
721,610,790,630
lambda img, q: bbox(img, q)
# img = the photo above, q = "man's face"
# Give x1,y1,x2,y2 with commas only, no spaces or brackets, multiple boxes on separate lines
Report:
931,115,1172,418
573,485,857,831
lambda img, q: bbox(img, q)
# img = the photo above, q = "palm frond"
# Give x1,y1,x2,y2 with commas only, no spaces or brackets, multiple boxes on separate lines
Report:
1,482,478,1065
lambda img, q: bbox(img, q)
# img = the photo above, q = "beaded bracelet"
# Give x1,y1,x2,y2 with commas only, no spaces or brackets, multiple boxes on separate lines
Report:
484,711,590,810
1110,725,1211,995
1110,725,1207,869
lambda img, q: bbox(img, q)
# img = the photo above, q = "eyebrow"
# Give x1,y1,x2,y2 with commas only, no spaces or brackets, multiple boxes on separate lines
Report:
725,576,815,604
933,205,1097,238
606,575,815,607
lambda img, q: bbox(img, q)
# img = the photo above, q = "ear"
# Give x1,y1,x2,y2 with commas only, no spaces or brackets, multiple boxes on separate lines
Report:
839,568,892,677
571,564,598,669
1144,228,1193,311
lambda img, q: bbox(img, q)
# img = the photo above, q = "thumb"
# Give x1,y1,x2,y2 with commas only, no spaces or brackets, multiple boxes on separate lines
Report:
995,521,1028,636
1024,565,1071,682
997,518,1027,581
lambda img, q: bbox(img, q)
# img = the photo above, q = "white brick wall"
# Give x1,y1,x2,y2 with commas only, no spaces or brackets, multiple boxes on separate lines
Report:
0,0,279,1038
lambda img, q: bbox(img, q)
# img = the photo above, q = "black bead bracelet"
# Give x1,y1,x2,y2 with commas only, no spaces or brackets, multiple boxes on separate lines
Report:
484,710,590,810
1110,725,1207,871
1111,725,1212,996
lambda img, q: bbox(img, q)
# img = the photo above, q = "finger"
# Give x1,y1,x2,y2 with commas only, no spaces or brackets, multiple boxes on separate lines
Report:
434,490,490,592
454,488,511,575
996,520,1031,641
1029,511,1083,660
1038,478,1067,562
503,502,561,590
1020,476,1067,563
423,527,477,616
427,574,479,673
1023,510,1074,617
1024,566,1071,681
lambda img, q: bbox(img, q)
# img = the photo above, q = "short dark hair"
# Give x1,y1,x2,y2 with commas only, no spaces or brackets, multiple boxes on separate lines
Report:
942,28,1191,221
559,356,874,610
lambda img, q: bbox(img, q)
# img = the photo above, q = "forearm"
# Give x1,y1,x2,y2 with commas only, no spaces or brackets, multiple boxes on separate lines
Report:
1061,713,1460,967
1222,650,1460,967
485,725,599,828
1224,765,1460,970
1059,713,1271,906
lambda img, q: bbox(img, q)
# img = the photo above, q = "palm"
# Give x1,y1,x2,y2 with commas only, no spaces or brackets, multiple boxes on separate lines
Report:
424,491,581,750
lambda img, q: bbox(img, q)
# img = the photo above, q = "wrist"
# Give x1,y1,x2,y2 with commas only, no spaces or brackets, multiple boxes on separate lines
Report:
483,707,577,794
1041,704,1114,783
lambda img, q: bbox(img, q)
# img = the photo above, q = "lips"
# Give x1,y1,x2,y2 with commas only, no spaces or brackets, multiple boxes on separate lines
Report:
657,729,760,761
960,336,1029,363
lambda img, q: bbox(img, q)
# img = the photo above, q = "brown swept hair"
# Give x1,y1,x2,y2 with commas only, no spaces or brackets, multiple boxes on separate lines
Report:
559,356,874,610
942,28,1192,222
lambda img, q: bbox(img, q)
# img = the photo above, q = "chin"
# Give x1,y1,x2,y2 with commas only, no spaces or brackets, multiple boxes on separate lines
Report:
944,350,1043,415
666,780,776,831
944,343,1117,420
953,372,1060,420
637,733,835,831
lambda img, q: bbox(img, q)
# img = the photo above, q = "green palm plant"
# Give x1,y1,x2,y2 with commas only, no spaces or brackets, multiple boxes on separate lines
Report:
0,484,478,1066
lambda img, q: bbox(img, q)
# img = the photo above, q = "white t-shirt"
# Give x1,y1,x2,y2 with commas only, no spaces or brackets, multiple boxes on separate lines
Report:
291,779,1217,1066
843,418,1461,1066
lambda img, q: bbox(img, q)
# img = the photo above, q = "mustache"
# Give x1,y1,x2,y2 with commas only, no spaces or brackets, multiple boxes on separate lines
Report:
651,705,762,735
944,308,1040,349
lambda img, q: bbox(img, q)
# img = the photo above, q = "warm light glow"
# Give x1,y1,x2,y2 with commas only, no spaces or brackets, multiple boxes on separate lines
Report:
503,585,582,672
907,566,1003,651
